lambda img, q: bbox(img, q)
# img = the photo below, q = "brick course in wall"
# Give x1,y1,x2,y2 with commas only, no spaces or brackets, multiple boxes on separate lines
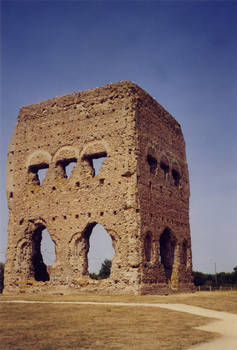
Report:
4,81,194,294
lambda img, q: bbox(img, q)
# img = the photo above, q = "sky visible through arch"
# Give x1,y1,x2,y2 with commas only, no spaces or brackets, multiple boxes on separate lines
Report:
41,224,114,274
0,1,237,274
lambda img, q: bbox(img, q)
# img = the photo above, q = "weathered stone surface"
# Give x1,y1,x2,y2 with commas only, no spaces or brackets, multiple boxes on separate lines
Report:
4,81,194,294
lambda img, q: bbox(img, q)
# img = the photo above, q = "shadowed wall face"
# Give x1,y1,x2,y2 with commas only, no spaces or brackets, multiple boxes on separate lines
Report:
135,89,193,293
4,81,193,295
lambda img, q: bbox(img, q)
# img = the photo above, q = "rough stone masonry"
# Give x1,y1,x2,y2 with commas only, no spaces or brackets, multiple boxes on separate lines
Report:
4,81,194,294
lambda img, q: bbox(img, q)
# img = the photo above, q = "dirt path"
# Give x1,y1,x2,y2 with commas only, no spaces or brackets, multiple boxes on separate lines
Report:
1,300,237,349
155,303,237,349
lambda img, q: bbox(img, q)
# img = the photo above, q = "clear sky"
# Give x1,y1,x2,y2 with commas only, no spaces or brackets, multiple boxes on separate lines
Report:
1,0,236,274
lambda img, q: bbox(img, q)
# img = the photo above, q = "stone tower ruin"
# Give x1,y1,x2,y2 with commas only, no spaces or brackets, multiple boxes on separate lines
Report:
4,81,193,294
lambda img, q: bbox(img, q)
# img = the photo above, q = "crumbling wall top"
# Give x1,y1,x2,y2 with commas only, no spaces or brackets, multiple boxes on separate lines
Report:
17,81,180,132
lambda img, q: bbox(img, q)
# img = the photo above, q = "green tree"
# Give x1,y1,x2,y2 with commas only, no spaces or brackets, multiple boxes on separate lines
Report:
89,272,99,280
192,271,207,286
0,262,4,293
89,259,112,280
98,259,112,279
231,266,237,284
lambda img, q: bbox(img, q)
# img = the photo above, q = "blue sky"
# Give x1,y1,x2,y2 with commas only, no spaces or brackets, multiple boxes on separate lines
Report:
1,0,237,273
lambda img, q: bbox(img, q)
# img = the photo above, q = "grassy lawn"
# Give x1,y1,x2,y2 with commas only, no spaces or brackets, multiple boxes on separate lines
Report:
0,302,215,350
1,291,236,350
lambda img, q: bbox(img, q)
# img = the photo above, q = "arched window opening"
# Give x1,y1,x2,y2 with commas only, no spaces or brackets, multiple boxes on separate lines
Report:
93,157,107,176
172,169,180,186
181,239,188,266
38,168,48,184
28,163,49,185
32,225,55,281
159,228,176,281
147,155,157,175
144,232,152,262
83,152,107,177
84,223,115,279
160,161,169,180
65,161,77,178
56,158,77,178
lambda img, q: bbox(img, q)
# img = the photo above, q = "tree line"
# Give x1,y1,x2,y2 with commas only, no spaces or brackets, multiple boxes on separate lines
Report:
193,266,237,288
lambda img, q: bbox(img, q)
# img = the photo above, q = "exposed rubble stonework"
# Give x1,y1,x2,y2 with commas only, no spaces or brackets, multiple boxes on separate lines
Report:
4,81,194,294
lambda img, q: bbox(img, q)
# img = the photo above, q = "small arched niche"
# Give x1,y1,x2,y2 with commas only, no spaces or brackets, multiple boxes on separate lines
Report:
81,142,108,178
26,150,51,185
181,239,188,266
82,152,107,177
171,161,181,187
83,223,115,279
159,228,177,281
28,163,49,185
172,169,181,187
160,156,169,182
147,155,157,175
56,157,77,178
53,146,79,179
144,232,152,262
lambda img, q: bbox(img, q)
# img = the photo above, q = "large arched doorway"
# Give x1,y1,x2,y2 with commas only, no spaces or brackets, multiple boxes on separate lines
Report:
83,223,115,279
41,228,56,266
159,228,177,281
32,224,56,281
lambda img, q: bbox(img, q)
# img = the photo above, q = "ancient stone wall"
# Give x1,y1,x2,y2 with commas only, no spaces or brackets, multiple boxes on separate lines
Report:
135,90,193,294
4,81,193,294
